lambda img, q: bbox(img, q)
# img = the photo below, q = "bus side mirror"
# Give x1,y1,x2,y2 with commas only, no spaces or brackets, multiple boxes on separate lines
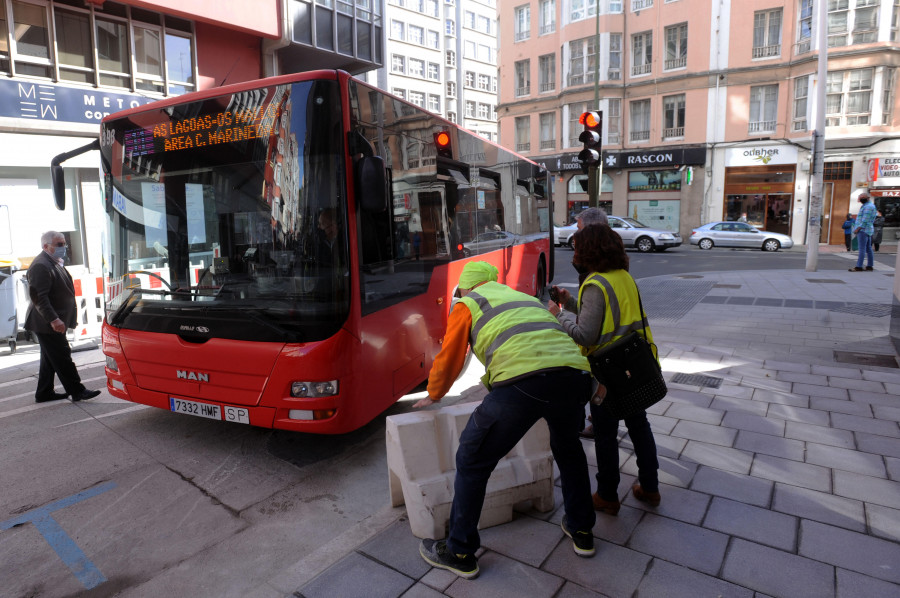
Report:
51,164,66,210
357,156,387,213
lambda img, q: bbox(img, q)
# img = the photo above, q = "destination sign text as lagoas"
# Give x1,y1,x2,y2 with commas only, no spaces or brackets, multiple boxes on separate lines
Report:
152,105,281,152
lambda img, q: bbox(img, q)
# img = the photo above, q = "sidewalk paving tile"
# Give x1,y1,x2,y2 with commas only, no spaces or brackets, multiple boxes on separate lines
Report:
763,360,811,374
799,519,900,584
737,375,792,393
722,412,787,436
862,370,900,384
664,388,714,408
703,496,797,551
444,551,564,598
663,403,725,425
827,376,885,392
848,389,900,407
734,430,805,461
833,470,900,509
620,481,710,524
855,432,900,459
752,389,810,407
791,382,849,400
835,569,900,598
831,412,900,437
771,484,866,533
680,440,753,474
358,519,432,579
478,516,562,568
766,404,830,426
621,453,698,489
590,503,644,546
296,551,414,598
785,421,855,448
750,454,832,492
542,539,650,598
627,514,728,576
888,456,900,481
635,559,754,598
402,583,446,598
812,365,863,379
805,442,887,478
721,538,835,598
776,371,829,386
624,433,686,460
873,404,900,423
644,414,677,435
809,397,874,417
671,420,737,447
711,396,770,416
689,465,773,507
866,503,900,543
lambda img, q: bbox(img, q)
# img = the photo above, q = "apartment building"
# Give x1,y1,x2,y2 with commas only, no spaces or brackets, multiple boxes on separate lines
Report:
367,0,499,142
0,0,381,273
498,0,900,246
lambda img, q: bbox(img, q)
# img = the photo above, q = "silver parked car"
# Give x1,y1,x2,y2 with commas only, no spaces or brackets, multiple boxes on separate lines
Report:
553,222,578,247
608,216,682,252
690,221,794,252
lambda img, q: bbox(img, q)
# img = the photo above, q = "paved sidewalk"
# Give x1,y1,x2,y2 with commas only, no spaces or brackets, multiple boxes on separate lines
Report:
287,265,900,598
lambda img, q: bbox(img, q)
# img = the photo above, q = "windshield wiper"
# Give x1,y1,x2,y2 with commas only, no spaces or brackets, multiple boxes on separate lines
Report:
180,304,296,338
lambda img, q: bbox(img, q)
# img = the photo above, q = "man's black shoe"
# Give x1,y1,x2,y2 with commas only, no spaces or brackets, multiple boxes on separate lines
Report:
419,539,479,579
36,392,68,403
561,515,596,557
71,389,101,402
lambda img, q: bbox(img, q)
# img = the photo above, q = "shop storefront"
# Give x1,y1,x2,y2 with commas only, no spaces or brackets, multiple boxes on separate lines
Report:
534,153,612,225
723,146,798,236
867,156,900,246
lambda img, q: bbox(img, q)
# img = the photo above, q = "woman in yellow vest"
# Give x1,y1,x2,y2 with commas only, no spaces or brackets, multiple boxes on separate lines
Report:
549,224,661,515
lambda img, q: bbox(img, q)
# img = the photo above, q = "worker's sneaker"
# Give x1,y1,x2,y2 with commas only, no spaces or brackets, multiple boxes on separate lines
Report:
419,539,479,579
561,515,595,557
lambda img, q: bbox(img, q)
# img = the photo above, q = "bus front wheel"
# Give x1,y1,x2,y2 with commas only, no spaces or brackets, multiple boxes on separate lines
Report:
535,260,547,299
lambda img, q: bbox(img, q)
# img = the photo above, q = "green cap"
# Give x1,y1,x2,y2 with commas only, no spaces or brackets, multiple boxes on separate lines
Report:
458,261,498,289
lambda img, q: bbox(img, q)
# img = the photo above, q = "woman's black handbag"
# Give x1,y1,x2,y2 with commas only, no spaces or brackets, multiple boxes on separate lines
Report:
587,289,667,419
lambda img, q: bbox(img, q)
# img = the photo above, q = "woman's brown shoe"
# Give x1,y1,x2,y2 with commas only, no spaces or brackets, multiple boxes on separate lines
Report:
632,484,661,507
592,492,621,515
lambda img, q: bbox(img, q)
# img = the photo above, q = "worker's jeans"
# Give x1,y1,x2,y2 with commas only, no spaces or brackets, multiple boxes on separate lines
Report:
446,368,595,556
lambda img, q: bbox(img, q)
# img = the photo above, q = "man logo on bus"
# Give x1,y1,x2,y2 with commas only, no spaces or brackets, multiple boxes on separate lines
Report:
177,370,210,382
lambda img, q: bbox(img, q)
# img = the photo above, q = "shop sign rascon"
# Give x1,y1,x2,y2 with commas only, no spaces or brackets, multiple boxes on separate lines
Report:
601,147,706,169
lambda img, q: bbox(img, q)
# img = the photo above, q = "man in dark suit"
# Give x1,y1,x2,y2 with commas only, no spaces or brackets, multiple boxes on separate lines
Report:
24,231,100,403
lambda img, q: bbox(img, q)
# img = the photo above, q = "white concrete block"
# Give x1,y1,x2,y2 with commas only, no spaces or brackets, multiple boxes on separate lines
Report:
386,402,555,540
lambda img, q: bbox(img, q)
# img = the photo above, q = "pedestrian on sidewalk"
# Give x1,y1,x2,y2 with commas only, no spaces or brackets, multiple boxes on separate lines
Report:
413,261,596,579
24,231,101,403
841,213,854,252
549,224,661,516
873,211,884,252
850,193,877,271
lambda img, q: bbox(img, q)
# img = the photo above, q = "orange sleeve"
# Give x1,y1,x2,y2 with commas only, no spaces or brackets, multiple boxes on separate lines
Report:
426,304,473,401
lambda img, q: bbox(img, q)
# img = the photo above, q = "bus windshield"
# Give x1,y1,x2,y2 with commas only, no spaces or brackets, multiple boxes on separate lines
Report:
100,79,349,343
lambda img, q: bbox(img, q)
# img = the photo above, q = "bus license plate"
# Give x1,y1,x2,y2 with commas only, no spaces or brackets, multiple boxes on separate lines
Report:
169,398,249,424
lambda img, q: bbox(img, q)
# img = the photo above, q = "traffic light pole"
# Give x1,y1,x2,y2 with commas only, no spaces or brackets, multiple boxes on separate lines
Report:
588,164,599,208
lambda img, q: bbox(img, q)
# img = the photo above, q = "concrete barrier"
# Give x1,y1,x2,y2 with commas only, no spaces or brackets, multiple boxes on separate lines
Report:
386,401,555,540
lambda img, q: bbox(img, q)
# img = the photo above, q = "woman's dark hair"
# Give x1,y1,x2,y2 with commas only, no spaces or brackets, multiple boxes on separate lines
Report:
572,223,629,279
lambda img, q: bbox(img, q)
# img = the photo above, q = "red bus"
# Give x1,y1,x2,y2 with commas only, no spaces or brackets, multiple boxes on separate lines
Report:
56,70,554,433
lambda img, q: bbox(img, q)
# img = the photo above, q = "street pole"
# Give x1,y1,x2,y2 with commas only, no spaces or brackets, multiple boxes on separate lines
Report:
805,0,827,272
590,0,600,208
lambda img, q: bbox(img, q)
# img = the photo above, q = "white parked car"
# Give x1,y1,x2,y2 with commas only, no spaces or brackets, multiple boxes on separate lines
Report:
554,223,578,247
690,221,794,252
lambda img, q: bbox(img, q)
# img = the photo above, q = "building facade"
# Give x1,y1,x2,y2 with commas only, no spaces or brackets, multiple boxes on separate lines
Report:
364,0,500,142
498,0,900,246
0,0,383,279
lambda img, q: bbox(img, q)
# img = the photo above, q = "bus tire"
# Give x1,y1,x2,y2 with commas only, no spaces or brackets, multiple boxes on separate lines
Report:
535,259,547,298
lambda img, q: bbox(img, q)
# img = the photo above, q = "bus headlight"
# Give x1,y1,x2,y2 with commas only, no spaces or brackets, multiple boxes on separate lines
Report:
291,380,339,398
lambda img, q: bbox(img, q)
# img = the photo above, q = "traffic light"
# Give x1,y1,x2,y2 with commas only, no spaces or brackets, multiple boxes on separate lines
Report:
434,130,453,159
578,111,603,169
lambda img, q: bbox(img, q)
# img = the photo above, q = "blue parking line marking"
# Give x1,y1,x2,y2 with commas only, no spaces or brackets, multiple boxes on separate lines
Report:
1,481,116,590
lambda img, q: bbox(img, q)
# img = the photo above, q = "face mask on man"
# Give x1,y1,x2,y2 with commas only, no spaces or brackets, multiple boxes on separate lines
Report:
52,245,66,260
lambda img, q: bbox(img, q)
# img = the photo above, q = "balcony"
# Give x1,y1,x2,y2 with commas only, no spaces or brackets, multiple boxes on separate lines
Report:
539,23,555,35
748,120,776,134
752,44,781,59
664,56,686,70
792,119,807,132
540,140,555,150
516,142,531,152
630,130,650,142
631,63,651,77
632,0,653,11
515,31,529,42
567,72,596,86
794,39,811,55
608,68,621,80
663,127,684,139
608,133,620,144
539,82,554,92
516,86,530,97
